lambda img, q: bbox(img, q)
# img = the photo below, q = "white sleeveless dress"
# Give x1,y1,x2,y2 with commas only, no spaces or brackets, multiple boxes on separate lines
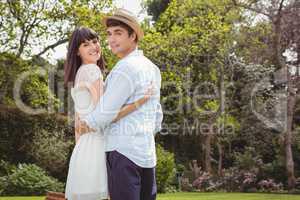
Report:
65,64,109,200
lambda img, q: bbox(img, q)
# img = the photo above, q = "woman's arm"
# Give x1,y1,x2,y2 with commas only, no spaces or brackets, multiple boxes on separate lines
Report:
76,79,102,105
74,78,102,139
112,85,154,123
75,112,80,143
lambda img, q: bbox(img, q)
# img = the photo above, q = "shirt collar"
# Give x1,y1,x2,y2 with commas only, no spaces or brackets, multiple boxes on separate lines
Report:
123,47,143,59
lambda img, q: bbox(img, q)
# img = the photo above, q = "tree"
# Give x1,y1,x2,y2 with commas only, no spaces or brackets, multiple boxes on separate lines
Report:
232,0,300,189
141,0,241,174
0,52,60,111
0,0,112,58
143,0,171,21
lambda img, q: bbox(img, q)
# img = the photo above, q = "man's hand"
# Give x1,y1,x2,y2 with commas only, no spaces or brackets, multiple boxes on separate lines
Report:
75,119,96,135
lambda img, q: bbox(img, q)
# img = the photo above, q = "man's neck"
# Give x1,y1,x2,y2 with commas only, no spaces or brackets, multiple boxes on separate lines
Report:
118,45,137,59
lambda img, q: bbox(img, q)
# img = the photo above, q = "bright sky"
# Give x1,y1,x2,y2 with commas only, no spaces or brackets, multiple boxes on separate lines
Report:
51,0,145,63
114,0,146,20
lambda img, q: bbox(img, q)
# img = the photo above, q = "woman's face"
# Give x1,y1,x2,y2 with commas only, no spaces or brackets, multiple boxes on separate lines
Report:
78,38,101,64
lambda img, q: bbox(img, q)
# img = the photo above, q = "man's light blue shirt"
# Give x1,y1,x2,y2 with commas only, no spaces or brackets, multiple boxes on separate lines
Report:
82,48,163,168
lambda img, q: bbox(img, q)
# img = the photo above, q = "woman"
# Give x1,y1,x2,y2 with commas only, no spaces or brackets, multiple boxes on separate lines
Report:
64,27,152,200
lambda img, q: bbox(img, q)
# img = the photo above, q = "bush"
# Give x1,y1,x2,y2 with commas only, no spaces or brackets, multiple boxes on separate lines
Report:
240,171,257,192
2,163,64,196
258,179,283,192
0,105,74,180
0,52,60,108
0,160,16,177
0,176,8,195
259,161,286,185
220,167,241,192
234,147,262,172
192,172,218,191
156,144,176,193
28,128,74,180
222,168,258,192
181,177,194,192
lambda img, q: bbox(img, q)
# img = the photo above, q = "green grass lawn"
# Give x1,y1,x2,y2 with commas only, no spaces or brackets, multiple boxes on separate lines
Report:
1,192,300,200
158,192,300,200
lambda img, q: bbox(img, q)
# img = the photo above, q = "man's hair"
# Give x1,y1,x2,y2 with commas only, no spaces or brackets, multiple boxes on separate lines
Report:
106,19,138,42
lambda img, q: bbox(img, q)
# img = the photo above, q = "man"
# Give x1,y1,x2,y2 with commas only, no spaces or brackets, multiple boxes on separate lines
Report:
79,8,163,200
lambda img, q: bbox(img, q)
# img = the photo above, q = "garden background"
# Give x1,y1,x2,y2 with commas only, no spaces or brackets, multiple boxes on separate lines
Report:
0,0,300,198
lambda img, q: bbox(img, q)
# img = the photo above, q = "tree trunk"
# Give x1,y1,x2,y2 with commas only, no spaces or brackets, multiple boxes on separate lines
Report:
285,93,296,189
217,142,224,176
204,133,212,173
285,64,297,189
217,55,225,177
273,5,296,190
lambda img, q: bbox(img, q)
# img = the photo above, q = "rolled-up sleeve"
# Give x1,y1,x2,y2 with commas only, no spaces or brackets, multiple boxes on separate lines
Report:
82,63,136,131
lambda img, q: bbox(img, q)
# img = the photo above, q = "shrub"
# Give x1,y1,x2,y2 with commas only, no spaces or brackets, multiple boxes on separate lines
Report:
0,52,60,108
191,170,223,192
220,167,241,192
28,128,74,180
0,105,74,180
234,147,262,172
217,167,258,192
258,179,283,192
192,172,213,191
0,160,14,195
240,171,257,192
181,177,194,192
259,161,286,185
3,163,64,196
156,144,176,193
0,176,8,195
0,160,16,176
174,164,185,191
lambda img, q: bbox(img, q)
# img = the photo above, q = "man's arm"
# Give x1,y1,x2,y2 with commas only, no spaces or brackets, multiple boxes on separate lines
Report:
81,64,136,131
154,103,163,134
154,65,163,134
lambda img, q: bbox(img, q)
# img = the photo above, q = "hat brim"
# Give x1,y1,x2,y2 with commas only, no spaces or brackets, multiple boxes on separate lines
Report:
102,16,144,41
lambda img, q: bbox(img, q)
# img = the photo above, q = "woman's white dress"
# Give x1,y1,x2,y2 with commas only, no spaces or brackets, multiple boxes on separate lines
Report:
65,64,109,200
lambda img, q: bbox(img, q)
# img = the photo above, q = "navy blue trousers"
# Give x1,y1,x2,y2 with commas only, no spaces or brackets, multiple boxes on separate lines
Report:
106,151,157,200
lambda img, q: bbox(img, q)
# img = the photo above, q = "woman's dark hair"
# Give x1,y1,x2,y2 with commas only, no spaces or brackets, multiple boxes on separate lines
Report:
106,19,138,42
64,27,106,87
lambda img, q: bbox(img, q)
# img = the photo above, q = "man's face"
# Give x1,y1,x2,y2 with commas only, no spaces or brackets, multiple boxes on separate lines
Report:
107,25,136,58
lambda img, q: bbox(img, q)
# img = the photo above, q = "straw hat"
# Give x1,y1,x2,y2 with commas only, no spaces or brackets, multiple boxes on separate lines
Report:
102,8,144,41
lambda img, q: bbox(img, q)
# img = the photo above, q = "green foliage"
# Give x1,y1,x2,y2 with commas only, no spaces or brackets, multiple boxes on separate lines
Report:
1,163,64,196
234,147,262,171
216,114,241,133
0,160,16,177
156,144,176,193
0,53,60,109
143,0,171,21
28,128,74,180
0,105,73,180
141,0,241,134
0,0,113,58
0,0,299,193
235,22,274,65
